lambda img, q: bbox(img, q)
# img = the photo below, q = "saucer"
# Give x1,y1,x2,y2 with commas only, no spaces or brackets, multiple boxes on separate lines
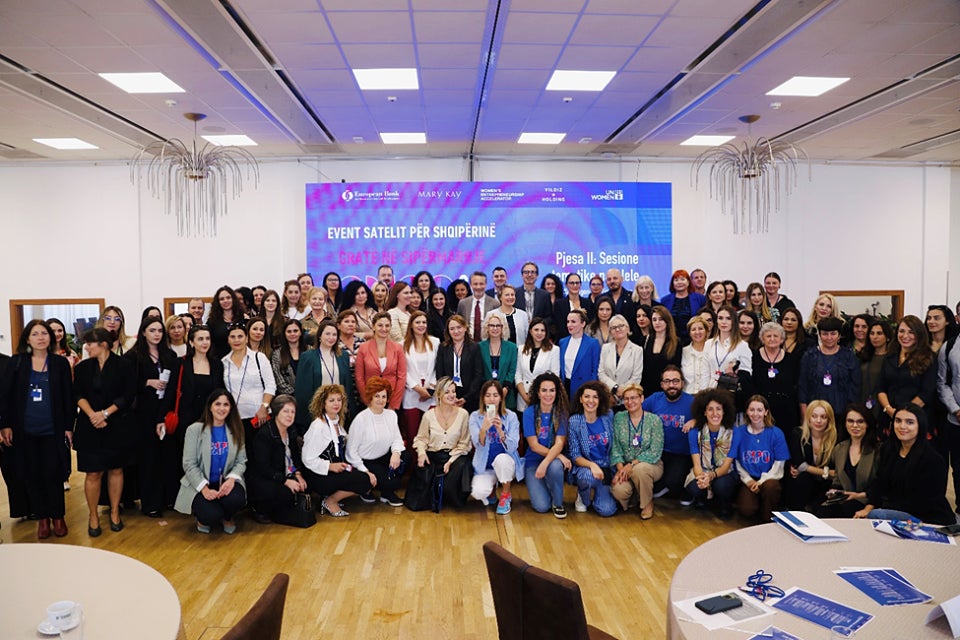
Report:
38,618,80,635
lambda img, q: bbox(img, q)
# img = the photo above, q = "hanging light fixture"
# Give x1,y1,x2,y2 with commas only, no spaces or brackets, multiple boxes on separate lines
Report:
130,112,260,237
691,115,809,234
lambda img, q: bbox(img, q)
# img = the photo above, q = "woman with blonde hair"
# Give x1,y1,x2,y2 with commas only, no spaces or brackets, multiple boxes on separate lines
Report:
681,315,712,394
164,315,188,357
301,286,334,347
95,305,136,355
744,282,773,323
786,400,837,511
301,384,372,517
631,275,658,308
803,293,842,338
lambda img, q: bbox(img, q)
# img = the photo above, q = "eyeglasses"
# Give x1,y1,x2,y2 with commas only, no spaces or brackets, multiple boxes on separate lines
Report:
567,280,581,285
610,324,628,330
488,324,503,329
521,270,537,275
662,379,683,385
103,316,122,323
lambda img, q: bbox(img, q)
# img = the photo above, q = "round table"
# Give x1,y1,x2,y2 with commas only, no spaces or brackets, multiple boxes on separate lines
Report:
0,544,183,639
668,519,959,639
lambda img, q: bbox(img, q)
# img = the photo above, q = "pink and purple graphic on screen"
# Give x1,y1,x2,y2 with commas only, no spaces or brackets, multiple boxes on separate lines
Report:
305,181,672,290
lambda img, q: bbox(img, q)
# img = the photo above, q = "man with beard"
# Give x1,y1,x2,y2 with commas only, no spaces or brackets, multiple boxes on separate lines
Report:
643,365,694,502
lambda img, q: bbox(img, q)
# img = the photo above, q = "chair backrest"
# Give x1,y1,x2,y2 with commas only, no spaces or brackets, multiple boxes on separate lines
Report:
482,541,528,640
221,573,290,640
521,565,591,640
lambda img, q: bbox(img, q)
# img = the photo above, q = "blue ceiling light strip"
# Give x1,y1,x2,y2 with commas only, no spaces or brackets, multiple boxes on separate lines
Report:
468,0,508,165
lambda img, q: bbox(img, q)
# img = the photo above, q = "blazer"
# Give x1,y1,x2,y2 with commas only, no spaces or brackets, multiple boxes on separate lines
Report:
659,292,706,316
558,335,601,398
515,286,552,321
479,339,519,410
435,341,484,412
246,419,304,501
354,340,406,410
1,352,74,436
485,308,529,346
174,420,247,514
294,348,355,424
552,296,595,339
598,340,644,402
457,295,499,339
829,440,878,503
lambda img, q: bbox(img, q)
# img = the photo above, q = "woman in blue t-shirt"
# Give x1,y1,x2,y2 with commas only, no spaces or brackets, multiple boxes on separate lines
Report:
522,372,571,518
175,390,247,534
730,394,790,522
568,381,617,517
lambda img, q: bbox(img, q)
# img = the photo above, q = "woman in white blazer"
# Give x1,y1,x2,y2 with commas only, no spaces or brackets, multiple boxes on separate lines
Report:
516,317,561,412
599,314,644,408
175,390,248,534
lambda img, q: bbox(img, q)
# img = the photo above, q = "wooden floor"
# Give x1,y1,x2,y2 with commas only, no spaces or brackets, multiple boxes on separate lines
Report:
0,465,745,639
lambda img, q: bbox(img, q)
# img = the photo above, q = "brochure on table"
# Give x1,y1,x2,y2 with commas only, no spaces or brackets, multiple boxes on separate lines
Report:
925,594,960,639
771,587,873,633
834,567,932,606
674,589,776,631
772,511,849,543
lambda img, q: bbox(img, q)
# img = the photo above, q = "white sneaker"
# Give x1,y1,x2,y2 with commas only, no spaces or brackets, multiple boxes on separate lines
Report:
653,486,669,499
574,495,587,513
679,498,694,507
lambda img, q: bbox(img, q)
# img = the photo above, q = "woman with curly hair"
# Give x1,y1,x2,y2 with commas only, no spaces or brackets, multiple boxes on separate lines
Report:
344,377,408,506
207,286,242,359
522,372,572,518
568,381,618,517
684,388,738,517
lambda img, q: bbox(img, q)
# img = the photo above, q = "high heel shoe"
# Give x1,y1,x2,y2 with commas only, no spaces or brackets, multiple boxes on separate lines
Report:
319,500,350,518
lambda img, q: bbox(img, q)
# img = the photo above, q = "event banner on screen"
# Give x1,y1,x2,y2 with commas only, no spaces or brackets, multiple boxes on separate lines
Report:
305,182,672,288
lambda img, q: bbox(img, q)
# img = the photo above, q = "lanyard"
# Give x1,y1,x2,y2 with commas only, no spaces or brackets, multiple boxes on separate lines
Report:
320,349,338,383
226,353,249,399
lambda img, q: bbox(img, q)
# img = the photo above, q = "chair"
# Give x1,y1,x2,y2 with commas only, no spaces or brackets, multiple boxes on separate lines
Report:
220,573,290,640
482,542,617,640
483,541,529,640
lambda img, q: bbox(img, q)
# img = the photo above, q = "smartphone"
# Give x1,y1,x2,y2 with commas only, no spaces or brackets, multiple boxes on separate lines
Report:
695,593,742,615
485,404,496,419
936,523,960,536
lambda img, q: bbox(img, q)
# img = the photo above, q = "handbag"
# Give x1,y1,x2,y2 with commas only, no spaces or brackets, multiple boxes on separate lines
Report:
717,372,739,393
282,492,316,528
163,362,184,434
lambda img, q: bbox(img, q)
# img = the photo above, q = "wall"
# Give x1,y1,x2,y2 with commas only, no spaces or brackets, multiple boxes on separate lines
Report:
0,158,954,353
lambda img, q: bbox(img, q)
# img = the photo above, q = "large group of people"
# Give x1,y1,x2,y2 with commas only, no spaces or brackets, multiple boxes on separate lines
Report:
1,263,959,540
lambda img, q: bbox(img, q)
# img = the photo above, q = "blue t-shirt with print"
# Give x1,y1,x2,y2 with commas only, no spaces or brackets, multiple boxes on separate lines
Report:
729,426,790,479
643,391,693,455
523,406,568,465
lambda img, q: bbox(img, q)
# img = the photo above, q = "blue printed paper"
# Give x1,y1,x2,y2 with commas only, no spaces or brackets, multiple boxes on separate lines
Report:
748,626,804,640
772,588,872,632
835,568,932,606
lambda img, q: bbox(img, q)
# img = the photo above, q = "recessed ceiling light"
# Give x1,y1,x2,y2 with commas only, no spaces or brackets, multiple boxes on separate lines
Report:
353,68,419,90
546,70,616,92
201,135,257,147
380,132,426,144
518,132,566,144
33,138,99,150
680,135,735,146
98,72,185,94
766,76,849,97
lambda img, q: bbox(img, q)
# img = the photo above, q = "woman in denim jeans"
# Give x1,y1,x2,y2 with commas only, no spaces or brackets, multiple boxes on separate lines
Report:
522,372,572,518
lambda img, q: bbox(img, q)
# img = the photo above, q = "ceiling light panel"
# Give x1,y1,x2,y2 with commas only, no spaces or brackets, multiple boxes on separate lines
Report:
518,132,566,144
680,135,735,146
201,135,257,146
353,68,420,90
546,70,617,91
33,137,99,149
766,76,850,97
380,132,427,143
98,72,185,93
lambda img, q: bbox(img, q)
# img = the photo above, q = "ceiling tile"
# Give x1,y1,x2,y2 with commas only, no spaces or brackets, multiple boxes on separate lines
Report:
496,44,563,69
502,13,579,45
326,12,413,43
413,10,487,42
569,15,660,46
417,43,483,69
244,11,334,44
585,0,673,15
556,45,636,70
339,44,418,68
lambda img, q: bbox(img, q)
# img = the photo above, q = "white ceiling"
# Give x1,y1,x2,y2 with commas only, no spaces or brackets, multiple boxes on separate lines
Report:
0,0,957,163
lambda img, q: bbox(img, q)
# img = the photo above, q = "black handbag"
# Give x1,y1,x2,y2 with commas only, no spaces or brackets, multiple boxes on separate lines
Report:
281,492,316,528
717,372,740,392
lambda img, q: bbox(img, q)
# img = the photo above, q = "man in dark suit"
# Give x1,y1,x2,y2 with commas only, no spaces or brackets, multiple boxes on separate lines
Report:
457,271,498,341
515,262,552,321
485,266,508,301
603,268,637,333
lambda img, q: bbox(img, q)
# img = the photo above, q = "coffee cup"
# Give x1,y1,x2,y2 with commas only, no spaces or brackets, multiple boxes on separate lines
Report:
46,601,81,630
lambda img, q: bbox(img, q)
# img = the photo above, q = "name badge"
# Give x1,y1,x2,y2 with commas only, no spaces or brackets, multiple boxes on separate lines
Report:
823,372,832,386
453,375,462,385
31,386,43,402
865,397,874,409
767,366,778,378
631,435,641,447
491,369,499,379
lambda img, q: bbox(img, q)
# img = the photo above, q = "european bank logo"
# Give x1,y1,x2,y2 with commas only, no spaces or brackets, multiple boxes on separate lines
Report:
341,190,355,202
590,189,624,201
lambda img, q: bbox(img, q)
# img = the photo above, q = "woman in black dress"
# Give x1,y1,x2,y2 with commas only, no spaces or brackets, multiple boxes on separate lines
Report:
246,394,310,525
0,320,74,538
74,328,137,536
640,305,681,397
751,321,801,437
876,315,936,439
426,289,452,340
207,285,242,360
158,324,224,496
125,315,179,518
